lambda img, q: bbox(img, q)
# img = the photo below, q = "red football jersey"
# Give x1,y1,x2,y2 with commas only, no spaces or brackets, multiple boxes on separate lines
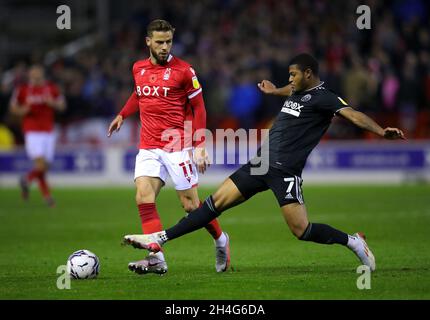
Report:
132,55,203,151
11,82,61,133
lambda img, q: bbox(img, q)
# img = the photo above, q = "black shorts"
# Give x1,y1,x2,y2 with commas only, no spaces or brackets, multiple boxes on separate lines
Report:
229,163,304,207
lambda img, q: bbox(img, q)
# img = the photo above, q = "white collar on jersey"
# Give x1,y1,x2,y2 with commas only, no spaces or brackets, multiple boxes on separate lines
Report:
148,54,174,64
305,81,325,92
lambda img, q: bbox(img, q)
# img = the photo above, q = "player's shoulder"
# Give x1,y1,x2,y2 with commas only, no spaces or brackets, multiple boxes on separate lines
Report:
132,59,150,71
13,83,28,94
170,55,190,67
309,83,339,101
169,56,196,73
310,84,349,108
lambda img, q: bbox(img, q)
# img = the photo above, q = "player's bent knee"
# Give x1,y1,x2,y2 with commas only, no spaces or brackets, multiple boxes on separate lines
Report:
292,227,305,239
212,182,242,212
287,220,308,239
181,199,199,213
294,223,310,240
34,159,47,172
135,189,156,204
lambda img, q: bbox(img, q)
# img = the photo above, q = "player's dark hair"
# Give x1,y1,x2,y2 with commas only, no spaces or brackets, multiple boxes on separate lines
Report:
289,53,319,75
147,19,175,37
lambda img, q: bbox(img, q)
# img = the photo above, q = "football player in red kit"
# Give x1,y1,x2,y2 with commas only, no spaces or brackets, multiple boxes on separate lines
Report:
9,65,66,207
108,19,230,275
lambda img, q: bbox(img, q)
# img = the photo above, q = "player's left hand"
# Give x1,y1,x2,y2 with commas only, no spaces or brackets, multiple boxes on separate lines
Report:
108,115,124,137
194,147,210,174
383,127,406,140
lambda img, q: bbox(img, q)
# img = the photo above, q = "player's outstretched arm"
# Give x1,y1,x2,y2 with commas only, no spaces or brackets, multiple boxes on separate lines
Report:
189,91,210,174
108,92,139,137
338,107,406,140
258,80,293,96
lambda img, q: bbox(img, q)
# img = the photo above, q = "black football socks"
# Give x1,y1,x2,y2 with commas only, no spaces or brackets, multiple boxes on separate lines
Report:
166,196,220,240
299,222,349,245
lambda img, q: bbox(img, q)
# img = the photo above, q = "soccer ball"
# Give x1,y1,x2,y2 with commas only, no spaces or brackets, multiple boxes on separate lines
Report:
66,249,100,279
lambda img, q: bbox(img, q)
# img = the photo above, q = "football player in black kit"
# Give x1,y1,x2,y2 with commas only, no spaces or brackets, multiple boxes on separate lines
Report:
122,53,405,272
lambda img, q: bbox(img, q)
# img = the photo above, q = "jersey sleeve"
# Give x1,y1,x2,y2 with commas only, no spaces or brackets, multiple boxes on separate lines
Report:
317,91,350,115
119,92,139,119
50,83,64,100
10,86,26,105
182,66,202,100
118,63,141,119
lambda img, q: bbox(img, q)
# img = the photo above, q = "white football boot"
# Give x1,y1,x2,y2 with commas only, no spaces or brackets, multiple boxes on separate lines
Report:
123,232,165,252
349,232,376,272
128,252,168,275
215,232,231,272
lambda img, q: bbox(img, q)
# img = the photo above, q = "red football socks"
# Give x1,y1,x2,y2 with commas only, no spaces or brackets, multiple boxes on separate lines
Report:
138,203,163,234
37,171,51,198
27,169,51,198
27,169,41,183
201,201,222,240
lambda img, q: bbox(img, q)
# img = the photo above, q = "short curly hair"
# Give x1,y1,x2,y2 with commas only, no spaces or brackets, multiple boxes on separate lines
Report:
147,19,175,37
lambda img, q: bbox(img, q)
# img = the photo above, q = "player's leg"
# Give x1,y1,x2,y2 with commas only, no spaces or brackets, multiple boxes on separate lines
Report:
281,202,350,244
128,150,168,275
164,157,268,241
155,147,232,271
269,172,375,271
176,186,230,272
38,132,56,207
20,132,38,200
135,176,164,231
20,132,53,206
281,202,375,271
34,156,55,207
123,163,268,250
176,186,224,242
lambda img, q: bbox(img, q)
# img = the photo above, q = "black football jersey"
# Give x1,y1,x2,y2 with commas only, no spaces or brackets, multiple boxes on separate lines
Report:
263,82,350,176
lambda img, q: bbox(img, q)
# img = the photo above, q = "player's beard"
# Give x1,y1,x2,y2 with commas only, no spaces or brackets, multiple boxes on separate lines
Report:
150,47,169,65
293,79,306,93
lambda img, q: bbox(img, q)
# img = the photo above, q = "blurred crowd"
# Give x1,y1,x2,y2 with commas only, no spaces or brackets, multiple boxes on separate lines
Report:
1,0,429,147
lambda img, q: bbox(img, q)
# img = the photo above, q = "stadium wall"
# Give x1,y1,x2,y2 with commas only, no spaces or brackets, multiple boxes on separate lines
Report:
0,141,429,187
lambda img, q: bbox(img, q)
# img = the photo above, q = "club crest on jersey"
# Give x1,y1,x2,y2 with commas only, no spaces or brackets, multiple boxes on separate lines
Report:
281,100,305,117
163,68,171,80
301,94,312,102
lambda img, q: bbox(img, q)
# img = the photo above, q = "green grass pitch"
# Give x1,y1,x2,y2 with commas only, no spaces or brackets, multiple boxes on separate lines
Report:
0,184,429,300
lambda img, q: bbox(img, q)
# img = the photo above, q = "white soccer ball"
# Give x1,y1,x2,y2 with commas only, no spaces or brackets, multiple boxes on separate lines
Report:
66,249,100,279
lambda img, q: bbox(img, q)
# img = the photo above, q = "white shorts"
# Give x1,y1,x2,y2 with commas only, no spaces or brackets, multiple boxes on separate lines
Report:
24,131,56,162
134,148,198,191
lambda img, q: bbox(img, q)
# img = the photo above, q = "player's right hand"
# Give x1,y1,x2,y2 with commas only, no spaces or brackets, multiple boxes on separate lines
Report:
383,127,406,140
194,147,210,174
108,115,123,137
257,80,277,95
